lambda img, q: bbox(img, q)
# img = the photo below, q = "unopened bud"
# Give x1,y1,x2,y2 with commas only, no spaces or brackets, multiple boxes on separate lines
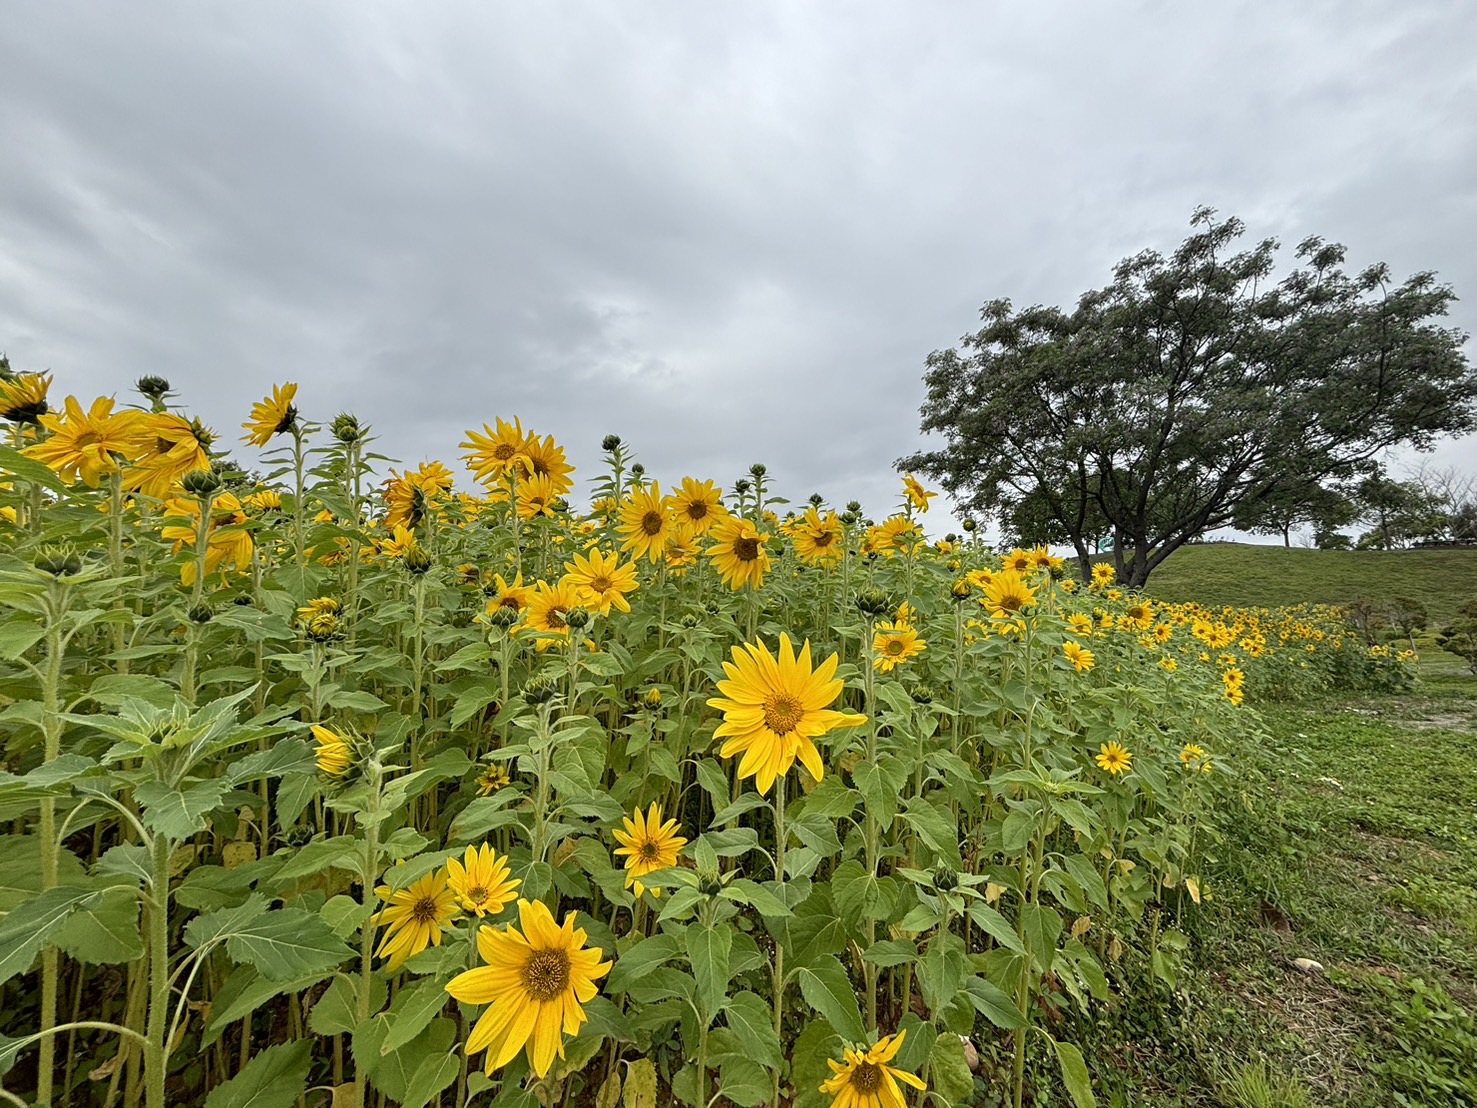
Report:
488,604,521,628
331,413,364,445
188,602,214,624
808,493,824,507
643,688,663,709
523,674,560,705
856,588,890,617
564,607,591,630
951,579,972,602
733,478,752,495
962,519,977,533
35,546,82,577
181,468,222,498
135,375,171,404
403,546,433,576
749,463,767,478
601,434,622,452
630,463,646,478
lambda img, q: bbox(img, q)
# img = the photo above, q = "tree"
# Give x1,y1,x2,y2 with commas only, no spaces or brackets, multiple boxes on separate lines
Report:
1232,480,1357,547
1353,472,1449,549
902,209,1477,587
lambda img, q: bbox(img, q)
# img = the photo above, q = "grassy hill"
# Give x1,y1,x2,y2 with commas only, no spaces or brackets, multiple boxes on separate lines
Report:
1139,542,1477,625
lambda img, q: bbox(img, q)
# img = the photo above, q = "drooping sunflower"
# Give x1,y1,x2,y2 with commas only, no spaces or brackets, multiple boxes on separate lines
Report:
445,898,612,1078
612,803,688,898
791,508,844,564
125,413,215,499
0,371,52,423
461,417,529,486
707,633,867,795
872,622,926,672
1063,640,1095,673
665,477,728,536
446,843,521,918
375,524,419,559
1095,741,1132,776
706,515,772,591
309,725,352,777
901,474,936,514
618,482,671,563
980,570,1037,620
562,548,638,617
297,596,341,625
241,382,299,447
25,395,154,487
372,868,460,971
819,1029,926,1108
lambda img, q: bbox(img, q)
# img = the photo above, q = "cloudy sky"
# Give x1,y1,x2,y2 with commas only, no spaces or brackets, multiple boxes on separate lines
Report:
2,1,1474,537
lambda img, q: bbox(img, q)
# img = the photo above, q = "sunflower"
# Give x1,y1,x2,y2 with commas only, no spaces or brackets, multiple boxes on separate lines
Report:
562,548,638,617
375,524,419,559
1063,641,1095,673
706,515,772,591
477,764,512,795
1122,600,1154,631
611,802,688,898
966,568,994,590
484,572,534,618
1090,562,1115,589
665,477,728,536
901,474,937,515
1028,545,1063,572
819,1029,926,1108
1180,743,1211,772
445,898,612,1078
523,579,582,641
25,395,153,487
0,371,52,423
707,633,867,796
1066,613,1094,636
372,868,460,971
241,382,298,447
309,725,352,777
519,432,576,497
125,413,214,499
618,482,671,563
872,622,926,672
664,528,701,572
792,508,845,564
514,472,560,521
462,417,529,486
865,515,918,558
297,596,341,625
446,844,521,918
980,570,1036,619
160,492,255,584
1095,742,1132,776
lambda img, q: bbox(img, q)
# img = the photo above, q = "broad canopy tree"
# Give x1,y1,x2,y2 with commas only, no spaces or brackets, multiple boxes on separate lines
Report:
902,209,1477,587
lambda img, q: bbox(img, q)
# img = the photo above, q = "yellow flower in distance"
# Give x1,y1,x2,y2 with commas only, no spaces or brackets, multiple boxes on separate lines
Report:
1066,613,1094,636
446,898,612,1078
707,633,867,795
447,844,521,918
1063,640,1095,673
665,477,728,536
981,570,1036,620
515,472,560,521
1090,562,1115,589
372,868,459,971
1180,744,1211,773
0,371,51,423
792,507,844,564
562,548,638,617
519,432,576,497
125,413,214,499
484,572,534,618
706,515,772,590
618,481,671,562
241,382,298,447
872,622,926,672
25,395,153,487
309,725,352,777
477,763,512,795
1095,742,1132,776
612,802,688,898
819,1029,926,1108
524,579,583,644
461,416,529,486
901,474,936,514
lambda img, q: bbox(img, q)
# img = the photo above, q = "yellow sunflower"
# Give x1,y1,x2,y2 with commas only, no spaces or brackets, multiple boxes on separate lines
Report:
125,413,214,499
1028,545,1062,572
562,548,638,616
664,528,701,572
375,524,419,559
446,844,521,918
309,725,352,777
516,472,560,521
519,432,576,497
706,515,772,591
25,395,154,487
1063,640,1095,673
445,898,612,1078
901,474,936,514
611,803,688,898
1095,742,1132,776
160,492,254,584
872,622,926,672
477,764,512,794
461,417,529,486
980,570,1037,619
0,371,52,423
819,1029,926,1108
1066,613,1094,636
665,477,728,536
792,507,845,564
618,482,671,563
1090,562,1115,589
372,868,459,971
241,382,298,447
707,633,867,796
865,515,918,558
484,572,534,619
523,579,582,643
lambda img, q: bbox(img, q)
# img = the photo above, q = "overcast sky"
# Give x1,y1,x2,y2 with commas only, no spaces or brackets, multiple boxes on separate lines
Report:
2,1,1474,539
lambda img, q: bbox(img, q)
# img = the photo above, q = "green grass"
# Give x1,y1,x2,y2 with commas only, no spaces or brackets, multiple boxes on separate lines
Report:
1140,543,1477,625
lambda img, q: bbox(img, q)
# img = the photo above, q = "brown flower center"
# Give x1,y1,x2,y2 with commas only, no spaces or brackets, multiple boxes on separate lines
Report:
734,537,760,562
492,443,517,460
997,594,1024,612
466,885,489,905
410,895,441,924
274,406,298,434
75,431,101,449
521,949,571,1002
763,694,804,736
885,640,905,656
641,510,665,536
590,575,613,592
851,1063,881,1093
640,841,661,860
685,501,708,521
812,531,835,547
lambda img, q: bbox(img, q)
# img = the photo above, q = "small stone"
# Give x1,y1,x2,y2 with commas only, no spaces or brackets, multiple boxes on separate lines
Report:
1292,957,1324,974
959,1036,980,1072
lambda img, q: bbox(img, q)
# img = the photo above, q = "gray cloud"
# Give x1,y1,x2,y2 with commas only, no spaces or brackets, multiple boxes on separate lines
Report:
2,0,1473,536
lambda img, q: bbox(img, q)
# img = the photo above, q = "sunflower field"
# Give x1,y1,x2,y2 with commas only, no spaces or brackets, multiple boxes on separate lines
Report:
0,372,1414,1108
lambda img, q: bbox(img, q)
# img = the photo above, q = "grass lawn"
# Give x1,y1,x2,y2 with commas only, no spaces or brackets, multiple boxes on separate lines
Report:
1067,662,1477,1106
1140,543,1477,626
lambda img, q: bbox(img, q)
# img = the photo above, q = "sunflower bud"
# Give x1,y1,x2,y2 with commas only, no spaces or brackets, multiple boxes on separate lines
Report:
523,674,560,705
34,546,82,578
181,468,221,498
630,463,646,478
601,434,622,452
846,501,863,515
135,375,171,404
403,546,433,576
911,684,935,704
679,613,701,629
1048,562,1066,581
733,478,751,495
642,688,663,710
488,604,521,628
331,413,364,445
950,579,972,602
188,602,214,624
233,594,255,606
856,588,890,617
285,825,315,847
932,864,958,891
306,612,341,642
564,606,591,630
748,463,766,478
962,518,977,533
839,511,858,527
808,493,824,507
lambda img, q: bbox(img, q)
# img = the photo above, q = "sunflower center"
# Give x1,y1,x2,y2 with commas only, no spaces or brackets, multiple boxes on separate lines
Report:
274,406,298,434
499,596,522,610
763,694,804,736
548,609,568,629
886,640,905,656
851,1063,882,1093
492,443,516,460
521,949,571,1002
734,537,760,562
998,594,1023,612
812,531,835,547
410,895,441,924
685,501,708,521
75,431,101,449
641,510,665,536
466,885,489,905
640,841,661,860
590,575,613,592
